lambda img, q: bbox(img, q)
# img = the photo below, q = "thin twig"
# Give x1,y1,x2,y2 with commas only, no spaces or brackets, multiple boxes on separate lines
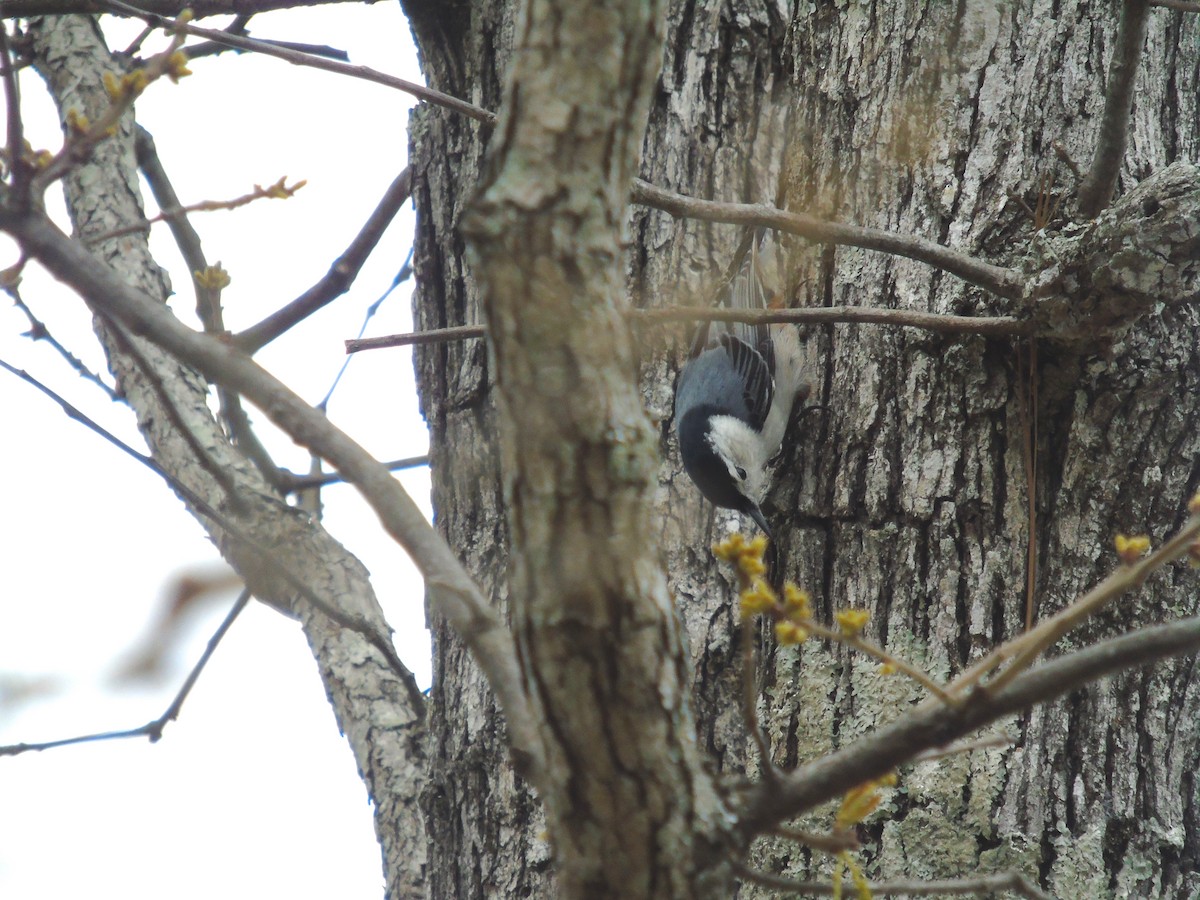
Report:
8,286,120,398
768,825,859,855
345,303,1029,354
632,179,1025,301
732,860,1051,898
346,324,487,352
1019,338,1038,631
0,0,370,19
955,508,1200,697
97,0,497,125
236,166,412,352
280,455,429,492
739,612,1200,834
30,19,188,191
1077,0,1151,217
185,36,350,62
133,126,285,486
0,589,251,757
133,125,217,331
909,732,1015,764
638,305,1029,336
0,356,427,716
0,20,30,203
741,623,777,779
104,318,250,515
842,633,955,704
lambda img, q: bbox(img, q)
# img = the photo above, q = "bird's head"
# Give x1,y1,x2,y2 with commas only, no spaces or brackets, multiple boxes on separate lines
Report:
678,410,772,538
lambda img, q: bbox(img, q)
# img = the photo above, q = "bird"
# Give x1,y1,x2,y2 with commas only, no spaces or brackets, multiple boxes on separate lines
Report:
674,232,808,540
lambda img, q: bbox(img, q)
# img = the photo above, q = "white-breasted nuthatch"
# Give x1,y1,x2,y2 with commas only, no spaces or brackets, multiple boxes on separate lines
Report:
674,233,807,539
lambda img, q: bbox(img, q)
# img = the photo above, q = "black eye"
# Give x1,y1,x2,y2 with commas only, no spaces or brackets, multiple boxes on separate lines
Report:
735,466,748,480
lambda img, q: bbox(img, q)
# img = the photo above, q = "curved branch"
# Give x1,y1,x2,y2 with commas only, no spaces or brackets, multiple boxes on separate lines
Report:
5,207,545,782
1077,0,1152,217
632,179,1026,301
236,166,412,352
739,613,1200,835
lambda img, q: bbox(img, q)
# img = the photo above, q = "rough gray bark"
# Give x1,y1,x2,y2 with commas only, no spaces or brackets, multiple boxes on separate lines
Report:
26,17,429,898
407,1,1200,897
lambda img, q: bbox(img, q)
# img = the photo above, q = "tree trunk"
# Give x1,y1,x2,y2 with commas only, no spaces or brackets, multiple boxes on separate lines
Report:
409,1,1200,896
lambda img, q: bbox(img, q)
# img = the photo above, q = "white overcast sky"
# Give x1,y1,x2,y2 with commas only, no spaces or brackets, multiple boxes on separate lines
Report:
0,6,431,897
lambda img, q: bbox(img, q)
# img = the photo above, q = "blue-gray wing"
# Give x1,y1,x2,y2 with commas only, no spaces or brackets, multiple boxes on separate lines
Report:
719,334,773,432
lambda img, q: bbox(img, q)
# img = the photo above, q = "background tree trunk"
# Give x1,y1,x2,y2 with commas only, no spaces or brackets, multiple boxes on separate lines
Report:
406,1,1199,896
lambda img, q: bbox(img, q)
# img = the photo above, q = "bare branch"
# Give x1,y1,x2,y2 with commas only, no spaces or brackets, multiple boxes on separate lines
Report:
281,455,429,492
767,825,858,855
0,21,30,202
9,286,120,398
97,0,498,125
0,0,369,18
632,179,1026,301
0,588,251,757
186,36,351,62
732,861,1051,898
739,613,1200,834
909,732,1015,764
134,126,288,485
347,324,487,352
105,319,250,514
741,624,778,780
954,509,1200,696
0,354,426,716
237,166,412,352
345,302,1029,355
640,305,1029,336
134,125,212,322
1077,0,1152,217
4,208,544,781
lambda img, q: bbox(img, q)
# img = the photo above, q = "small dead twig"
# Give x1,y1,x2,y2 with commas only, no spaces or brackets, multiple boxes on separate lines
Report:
9,286,120,399
0,589,251,757
345,304,1029,354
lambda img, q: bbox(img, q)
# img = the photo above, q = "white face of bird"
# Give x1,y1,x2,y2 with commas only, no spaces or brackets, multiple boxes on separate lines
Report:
706,415,767,505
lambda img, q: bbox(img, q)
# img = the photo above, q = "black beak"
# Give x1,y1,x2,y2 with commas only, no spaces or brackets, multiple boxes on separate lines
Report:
746,503,772,541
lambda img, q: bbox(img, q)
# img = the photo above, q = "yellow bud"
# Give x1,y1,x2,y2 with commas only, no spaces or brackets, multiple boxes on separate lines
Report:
65,108,90,134
739,578,777,620
783,583,812,619
102,71,122,99
836,608,870,637
775,620,809,645
1114,533,1151,565
167,50,192,83
878,662,897,676
713,534,745,562
193,264,231,290
1190,492,1200,516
